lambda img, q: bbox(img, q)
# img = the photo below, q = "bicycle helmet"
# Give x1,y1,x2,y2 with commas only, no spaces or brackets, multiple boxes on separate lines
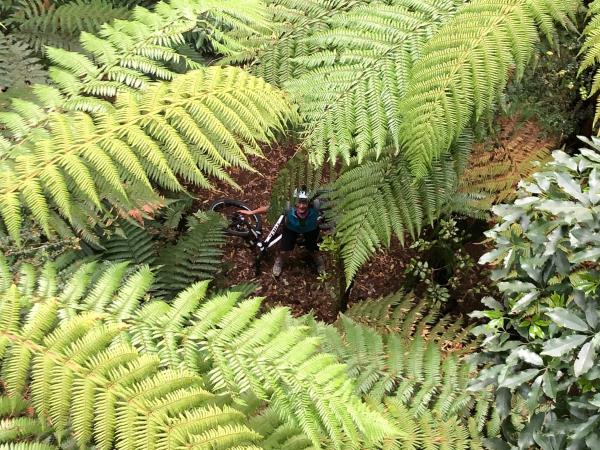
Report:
293,186,310,203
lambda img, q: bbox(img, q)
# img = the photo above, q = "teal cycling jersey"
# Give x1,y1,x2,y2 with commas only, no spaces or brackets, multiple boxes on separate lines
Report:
285,207,319,233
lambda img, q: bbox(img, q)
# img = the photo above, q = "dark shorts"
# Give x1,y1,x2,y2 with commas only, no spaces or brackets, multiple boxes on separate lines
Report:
280,226,319,252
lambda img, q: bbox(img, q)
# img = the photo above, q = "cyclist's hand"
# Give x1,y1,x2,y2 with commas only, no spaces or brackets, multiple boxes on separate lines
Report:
238,209,253,215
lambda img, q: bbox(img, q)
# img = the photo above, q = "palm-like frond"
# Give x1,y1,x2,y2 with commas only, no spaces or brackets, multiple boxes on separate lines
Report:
0,395,55,448
1,0,273,143
1,0,199,137
331,133,471,283
458,118,553,208
8,0,130,53
0,258,398,449
312,289,495,450
287,0,464,165
189,0,271,58
344,290,476,352
0,287,261,449
250,407,316,450
231,0,365,87
154,212,226,298
398,0,577,176
0,67,295,244
101,221,157,265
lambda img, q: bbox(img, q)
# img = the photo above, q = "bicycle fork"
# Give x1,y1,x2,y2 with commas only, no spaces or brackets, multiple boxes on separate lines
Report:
254,214,285,276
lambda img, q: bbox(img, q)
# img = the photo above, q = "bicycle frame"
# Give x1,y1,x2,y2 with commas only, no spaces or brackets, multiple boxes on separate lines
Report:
245,213,286,276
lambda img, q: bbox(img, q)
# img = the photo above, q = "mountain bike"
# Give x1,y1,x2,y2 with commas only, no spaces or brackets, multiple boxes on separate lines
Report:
209,193,330,276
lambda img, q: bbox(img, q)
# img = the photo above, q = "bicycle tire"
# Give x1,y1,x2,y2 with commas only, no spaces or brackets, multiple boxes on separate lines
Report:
209,198,262,238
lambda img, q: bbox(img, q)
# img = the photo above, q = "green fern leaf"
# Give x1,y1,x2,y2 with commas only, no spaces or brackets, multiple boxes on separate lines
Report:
580,0,600,128
399,0,578,176
154,213,226,299
1,67,295,242
332,145,467,284
101,221,156,265
0,259,400,449
288,0,463,165
10,0,130,53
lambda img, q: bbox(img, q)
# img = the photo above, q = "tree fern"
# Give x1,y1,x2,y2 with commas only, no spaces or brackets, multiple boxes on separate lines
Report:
1,0,273,139
100,212,227,296
187,0,270,59
0,67,295,244
236,0,369,87
0,287,263,449
398,0,578,176
580,0,600,128
343,290,475,351
101,220,157,266
458,118,552,208
7,0,130,53
331,133,471,284
0,258,398,449
312,290,499,450
286,0,464,165
0,396,55,448
250,407,316,450
154,212,226,298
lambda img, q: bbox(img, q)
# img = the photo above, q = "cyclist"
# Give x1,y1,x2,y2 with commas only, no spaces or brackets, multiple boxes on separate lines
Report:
239,186,324,277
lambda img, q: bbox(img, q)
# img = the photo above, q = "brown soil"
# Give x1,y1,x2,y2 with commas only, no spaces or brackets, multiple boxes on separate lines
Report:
191,141,495,322
191,143,421,322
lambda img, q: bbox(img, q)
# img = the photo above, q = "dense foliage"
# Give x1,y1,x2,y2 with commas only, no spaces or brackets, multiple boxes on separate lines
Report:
2,0,600,449
472,139,600,449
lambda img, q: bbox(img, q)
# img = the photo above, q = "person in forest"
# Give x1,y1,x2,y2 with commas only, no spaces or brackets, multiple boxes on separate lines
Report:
239,186,325,277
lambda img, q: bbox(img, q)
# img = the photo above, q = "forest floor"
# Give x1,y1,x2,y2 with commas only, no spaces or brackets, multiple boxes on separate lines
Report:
194,143,481,322
193,116,556,322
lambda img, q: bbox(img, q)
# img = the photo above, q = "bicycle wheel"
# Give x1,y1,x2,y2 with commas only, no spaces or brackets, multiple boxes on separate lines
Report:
209,198,262,238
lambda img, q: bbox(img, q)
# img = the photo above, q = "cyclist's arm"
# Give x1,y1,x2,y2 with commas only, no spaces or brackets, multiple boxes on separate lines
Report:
240,205,269,215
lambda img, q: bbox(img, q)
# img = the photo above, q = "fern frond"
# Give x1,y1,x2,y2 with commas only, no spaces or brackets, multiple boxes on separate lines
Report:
320,291,497,449
0,67,295,243
101,221,157,265
580,0,600,128
154,212,225,299
0,292,263,449
10,0,130,53
344,289,473,351
250,406,315,450
241,0,363,87
459,117,553,208
331,134,470,283
287,0,463,165
0,396,53,447
189,0,271,59
399,0,578,176
1,260,397,449
1,0,276,155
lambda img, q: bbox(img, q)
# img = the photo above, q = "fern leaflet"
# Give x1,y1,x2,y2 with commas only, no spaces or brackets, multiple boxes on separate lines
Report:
398,0,578,175
0,67,295,244
287,0,464,165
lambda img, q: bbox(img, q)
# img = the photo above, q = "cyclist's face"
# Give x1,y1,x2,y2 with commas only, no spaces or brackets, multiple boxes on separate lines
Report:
296,201,308,215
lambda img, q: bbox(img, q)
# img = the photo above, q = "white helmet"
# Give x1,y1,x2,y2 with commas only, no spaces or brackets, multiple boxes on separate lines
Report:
293,186,309,202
